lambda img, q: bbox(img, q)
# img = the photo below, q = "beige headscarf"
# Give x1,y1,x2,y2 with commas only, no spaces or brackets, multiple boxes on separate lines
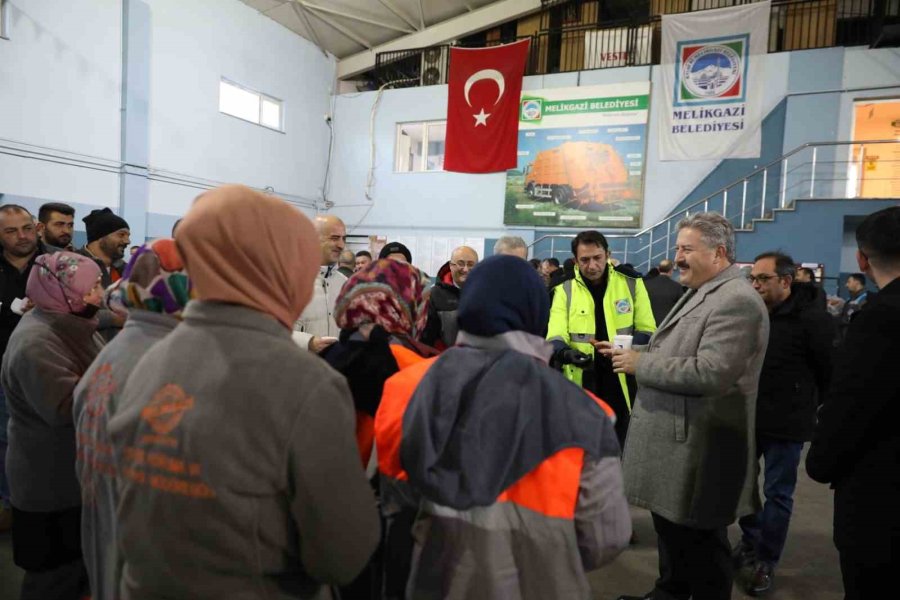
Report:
176,185,319,328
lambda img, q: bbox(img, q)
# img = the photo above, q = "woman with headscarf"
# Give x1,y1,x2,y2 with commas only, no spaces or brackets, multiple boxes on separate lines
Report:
323,258,436,469
72,238,192,600
107,185,379,600
1,251,105,600
320,258,436,600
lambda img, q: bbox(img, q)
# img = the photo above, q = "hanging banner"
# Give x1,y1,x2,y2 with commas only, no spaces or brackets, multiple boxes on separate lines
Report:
504,82,650,229
660,1,770,161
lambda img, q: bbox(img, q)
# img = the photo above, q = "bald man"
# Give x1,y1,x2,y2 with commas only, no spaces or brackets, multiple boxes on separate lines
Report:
293,215,347,353
422,246,479,349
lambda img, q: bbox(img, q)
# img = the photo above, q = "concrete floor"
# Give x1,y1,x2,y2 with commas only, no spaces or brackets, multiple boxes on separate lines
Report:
0,449,843,599
590,447,844,600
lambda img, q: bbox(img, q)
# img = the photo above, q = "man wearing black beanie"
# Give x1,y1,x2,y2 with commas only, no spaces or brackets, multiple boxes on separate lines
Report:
77,208,130,340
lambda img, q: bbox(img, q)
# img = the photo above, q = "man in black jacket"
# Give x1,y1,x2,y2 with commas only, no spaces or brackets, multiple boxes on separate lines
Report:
0,205,47,532
734,252,834,596
421,246,478,349
807,206,900,600
642,259,684,326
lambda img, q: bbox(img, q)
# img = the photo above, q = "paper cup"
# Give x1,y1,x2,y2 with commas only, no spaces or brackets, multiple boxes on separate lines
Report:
613,335,633,350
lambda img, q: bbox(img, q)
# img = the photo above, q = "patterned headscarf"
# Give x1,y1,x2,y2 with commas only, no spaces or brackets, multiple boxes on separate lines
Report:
106,238,193,318
334,259,430,338
27,251,102,314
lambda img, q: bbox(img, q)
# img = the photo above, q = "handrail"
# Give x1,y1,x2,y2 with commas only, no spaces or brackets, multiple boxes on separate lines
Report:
528,139,899,252
605,140,894,240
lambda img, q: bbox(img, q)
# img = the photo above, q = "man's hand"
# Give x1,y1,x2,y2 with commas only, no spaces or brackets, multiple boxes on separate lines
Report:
551,347,592,369
308,335,338,354
597,343,640,375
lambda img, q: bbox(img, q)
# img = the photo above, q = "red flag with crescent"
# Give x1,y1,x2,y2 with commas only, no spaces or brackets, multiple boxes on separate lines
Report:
444,39,530,173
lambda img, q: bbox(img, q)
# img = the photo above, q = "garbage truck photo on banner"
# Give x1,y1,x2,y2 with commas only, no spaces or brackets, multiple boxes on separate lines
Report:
504,82,650,229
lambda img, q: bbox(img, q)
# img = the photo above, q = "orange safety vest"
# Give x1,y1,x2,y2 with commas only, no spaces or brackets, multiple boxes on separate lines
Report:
355,344,429,467
375,357,616,519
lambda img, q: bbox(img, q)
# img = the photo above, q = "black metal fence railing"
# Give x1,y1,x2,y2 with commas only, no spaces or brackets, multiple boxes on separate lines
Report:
371,0,898,89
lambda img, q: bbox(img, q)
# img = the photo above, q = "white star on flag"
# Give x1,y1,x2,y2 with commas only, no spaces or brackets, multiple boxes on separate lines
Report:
473,108,490,127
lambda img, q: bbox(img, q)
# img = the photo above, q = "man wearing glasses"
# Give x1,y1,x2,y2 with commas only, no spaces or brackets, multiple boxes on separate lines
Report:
294,215,347,354
421,246,478,349
734,252,834,596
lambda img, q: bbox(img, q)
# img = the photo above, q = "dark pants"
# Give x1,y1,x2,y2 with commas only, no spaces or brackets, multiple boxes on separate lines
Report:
651,512,733,600
0,387,10,507
839,551,896,600
20,560,88,600
738,435,804,565
12,506,88,600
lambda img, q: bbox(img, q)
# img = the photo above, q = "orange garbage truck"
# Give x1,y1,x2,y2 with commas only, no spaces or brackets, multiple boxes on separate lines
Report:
523,141,634,210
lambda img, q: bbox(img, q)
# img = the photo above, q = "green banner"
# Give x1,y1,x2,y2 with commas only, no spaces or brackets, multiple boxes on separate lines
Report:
521,95,648,122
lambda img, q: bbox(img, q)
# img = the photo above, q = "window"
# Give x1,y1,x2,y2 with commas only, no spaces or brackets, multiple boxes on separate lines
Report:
395,121,446,172
219,79,283,132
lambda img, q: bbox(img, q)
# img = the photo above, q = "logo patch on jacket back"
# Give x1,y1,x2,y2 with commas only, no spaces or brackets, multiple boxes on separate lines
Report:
615,298,633,314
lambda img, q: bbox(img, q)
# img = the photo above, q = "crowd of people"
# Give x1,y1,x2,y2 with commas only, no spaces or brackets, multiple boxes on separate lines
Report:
0,186,897,600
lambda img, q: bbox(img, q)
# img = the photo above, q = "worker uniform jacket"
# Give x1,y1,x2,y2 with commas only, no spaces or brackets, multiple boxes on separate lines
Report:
623,265,769,529
547,265,656,410
375,331,631,599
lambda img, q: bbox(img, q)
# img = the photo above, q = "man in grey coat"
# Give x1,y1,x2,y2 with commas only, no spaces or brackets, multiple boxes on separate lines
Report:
601,213,769,600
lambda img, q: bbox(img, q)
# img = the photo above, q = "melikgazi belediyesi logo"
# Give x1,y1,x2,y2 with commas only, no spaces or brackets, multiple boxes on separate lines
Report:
674,34,748,106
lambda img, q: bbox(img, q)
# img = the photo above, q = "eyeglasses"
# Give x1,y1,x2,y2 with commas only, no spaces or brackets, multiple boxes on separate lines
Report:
450,261,476,269
746,273,780,284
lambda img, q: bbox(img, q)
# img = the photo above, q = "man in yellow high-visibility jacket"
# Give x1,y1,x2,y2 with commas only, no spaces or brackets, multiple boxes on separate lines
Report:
548,230,656,445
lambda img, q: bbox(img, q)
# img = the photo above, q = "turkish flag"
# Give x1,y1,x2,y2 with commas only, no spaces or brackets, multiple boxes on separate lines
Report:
444,39,530,173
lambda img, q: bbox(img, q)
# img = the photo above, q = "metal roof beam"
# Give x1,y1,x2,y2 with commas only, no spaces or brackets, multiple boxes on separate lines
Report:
298,1,373,50
417,0,426,29
301,1,415,34
336,0,541,80
288,2,328,56
377,0,421,31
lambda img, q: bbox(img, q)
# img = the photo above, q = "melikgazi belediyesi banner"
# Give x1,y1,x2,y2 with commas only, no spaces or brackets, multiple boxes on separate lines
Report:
659,1,770,160
504,82,651,229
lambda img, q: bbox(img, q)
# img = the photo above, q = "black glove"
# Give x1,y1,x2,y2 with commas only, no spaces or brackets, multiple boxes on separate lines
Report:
551,347,592,370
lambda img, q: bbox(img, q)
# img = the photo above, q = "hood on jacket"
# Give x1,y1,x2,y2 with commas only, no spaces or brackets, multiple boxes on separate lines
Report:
457,255,549,338
437,261,452,285
400,346,619,510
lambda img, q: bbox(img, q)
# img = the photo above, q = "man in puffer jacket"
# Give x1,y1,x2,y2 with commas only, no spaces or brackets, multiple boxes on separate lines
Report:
376,255,631,599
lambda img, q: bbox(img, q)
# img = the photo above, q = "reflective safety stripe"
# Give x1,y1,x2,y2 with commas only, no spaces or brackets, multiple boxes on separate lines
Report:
570,333,593,343
624,276,636,301
616,326,634,336
563,280,573,316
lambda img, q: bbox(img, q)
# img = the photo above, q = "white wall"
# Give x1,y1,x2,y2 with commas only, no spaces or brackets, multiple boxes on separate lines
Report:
0,0,122,208
329,52,791,239
145,0,335,217
0,0,335,236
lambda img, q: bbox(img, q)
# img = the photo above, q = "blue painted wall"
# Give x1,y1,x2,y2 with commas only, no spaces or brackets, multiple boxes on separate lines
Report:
735,199,898,293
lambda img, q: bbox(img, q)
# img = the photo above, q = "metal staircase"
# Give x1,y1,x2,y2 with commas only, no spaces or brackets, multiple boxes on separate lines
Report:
531,139,900,272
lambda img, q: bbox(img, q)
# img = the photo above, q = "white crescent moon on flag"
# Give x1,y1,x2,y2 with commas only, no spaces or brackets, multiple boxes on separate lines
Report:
463,69,505,107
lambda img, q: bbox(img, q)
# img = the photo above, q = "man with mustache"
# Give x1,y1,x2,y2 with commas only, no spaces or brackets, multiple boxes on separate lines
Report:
78,208,131,341
604,213,769,600
37,203,76,253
